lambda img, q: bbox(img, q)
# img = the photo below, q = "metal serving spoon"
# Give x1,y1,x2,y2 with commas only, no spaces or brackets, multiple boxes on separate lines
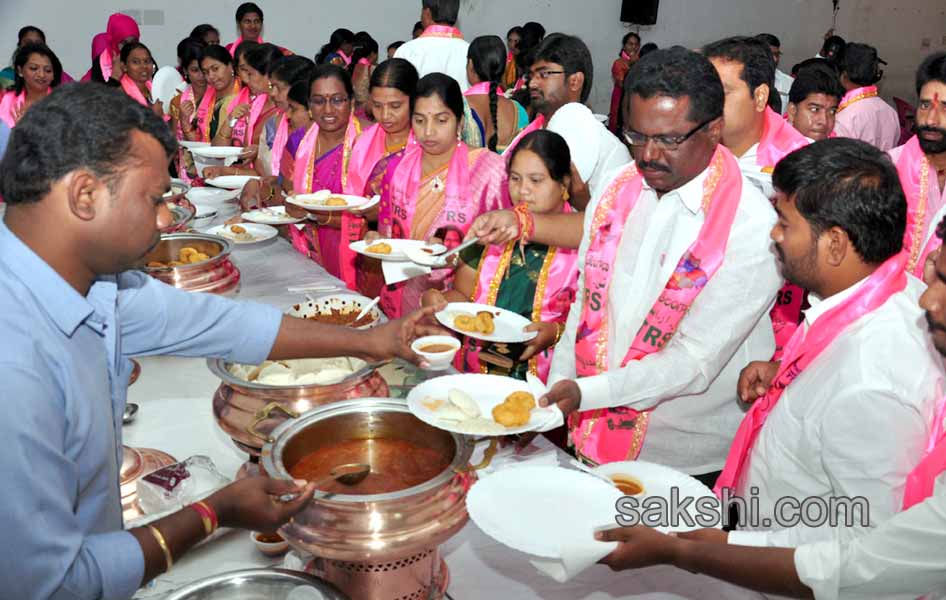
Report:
278,463,371,502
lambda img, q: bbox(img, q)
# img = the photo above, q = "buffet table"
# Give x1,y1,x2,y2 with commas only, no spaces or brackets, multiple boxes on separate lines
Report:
127,208,763,599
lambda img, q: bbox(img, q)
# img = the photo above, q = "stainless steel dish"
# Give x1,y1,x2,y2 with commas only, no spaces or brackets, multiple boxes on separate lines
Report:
164,568,348,600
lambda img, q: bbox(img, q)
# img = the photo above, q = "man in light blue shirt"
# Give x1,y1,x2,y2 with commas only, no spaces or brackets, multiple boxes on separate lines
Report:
0,83,438,599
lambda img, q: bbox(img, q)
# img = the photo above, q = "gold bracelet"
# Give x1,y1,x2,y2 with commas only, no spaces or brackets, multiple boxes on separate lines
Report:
553,322,565,345
147,525,174,572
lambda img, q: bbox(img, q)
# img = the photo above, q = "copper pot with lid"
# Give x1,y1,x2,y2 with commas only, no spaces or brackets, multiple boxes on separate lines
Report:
260,397,475,600
208,358,390,457
140,233,240,295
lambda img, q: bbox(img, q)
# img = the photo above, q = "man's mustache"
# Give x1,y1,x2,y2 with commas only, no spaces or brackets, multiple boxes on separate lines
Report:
925,312,946,334
637,160,670,173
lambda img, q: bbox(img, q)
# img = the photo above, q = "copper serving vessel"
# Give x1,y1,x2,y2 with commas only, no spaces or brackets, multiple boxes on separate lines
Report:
208,358,389,457
261,398,475,600
140,233,240,295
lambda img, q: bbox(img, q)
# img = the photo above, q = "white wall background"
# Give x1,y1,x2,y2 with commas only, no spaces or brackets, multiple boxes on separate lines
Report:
1,0,944,112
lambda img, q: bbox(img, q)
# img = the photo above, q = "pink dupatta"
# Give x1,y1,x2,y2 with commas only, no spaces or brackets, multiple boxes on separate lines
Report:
570,146,743,464
903,394,946,509
270,112,290,177
120,74,152,106
501,114,545,158
715,252,908,495
378,144,509,318
421,25,464,39
0,91,27,128
895,136,936,276
464,82,504,96
755,108,811,358
225,86,252,145
288,117,362,271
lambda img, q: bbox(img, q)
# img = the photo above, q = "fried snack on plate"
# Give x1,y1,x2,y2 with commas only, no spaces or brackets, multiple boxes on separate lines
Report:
230,225,247,234
365,242,392,254
325,196,348,207
453,313,477,332
492,403,530,427
504,391,536,411
475,311,496,335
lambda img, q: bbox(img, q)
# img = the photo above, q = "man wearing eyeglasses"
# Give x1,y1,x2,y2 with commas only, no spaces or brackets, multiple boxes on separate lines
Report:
504,33,629,210
518,47,781,487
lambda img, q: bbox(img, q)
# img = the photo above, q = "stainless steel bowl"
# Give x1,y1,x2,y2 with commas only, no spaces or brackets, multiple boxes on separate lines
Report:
140,233,240,295
261,398,475,562
164,568,348,600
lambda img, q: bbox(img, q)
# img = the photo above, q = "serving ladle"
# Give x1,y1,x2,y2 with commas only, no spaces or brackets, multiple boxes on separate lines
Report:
278,463,371,502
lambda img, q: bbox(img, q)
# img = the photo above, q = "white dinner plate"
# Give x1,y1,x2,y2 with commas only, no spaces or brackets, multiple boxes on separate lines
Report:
205,175,259,190
205,223,278,244
186,186,240,205
179,140,211,150
189,146,246,160
242,206,304,225
593,461,719,533
286,191,378,213
152,66,184,109
406,373,559,436
349,239,445,262
435,302,537,343
467,466,623,558
286,293,386,330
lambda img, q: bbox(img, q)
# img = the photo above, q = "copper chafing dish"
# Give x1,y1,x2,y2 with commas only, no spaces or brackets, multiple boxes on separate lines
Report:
140,233,240,295
261,398,475,600
161,179,195,234
208,358,389,457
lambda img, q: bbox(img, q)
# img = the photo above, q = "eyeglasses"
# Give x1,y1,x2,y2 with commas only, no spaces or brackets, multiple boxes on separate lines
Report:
309,95,350,108
524,69,566,83
622,116,716,151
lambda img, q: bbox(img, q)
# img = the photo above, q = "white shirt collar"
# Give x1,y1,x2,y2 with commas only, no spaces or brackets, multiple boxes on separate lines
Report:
804,276,869,327
640,161,711,215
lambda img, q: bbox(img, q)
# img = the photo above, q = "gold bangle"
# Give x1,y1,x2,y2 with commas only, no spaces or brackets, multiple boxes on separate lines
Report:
553,322,565,345
147,525,174,572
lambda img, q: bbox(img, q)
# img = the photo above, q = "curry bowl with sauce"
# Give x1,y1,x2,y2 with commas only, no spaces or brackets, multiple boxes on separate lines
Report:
260,397,476,561
410,335,461,371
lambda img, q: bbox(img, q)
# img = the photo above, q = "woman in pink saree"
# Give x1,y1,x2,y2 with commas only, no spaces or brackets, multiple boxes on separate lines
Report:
0,44,62,128
365,73,510,318
278,65,363,278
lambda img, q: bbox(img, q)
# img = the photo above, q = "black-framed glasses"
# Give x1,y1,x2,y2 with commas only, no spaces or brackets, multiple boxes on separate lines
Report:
622,116,716,151
309,95,351,109
524,69,566,83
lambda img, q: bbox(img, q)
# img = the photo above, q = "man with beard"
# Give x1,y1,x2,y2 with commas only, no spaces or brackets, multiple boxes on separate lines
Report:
593,209,946,600
890,52,946,278
710,138,942,549
495,47,780,486
503,33,629,210
0,84,441,598
786,68,844,141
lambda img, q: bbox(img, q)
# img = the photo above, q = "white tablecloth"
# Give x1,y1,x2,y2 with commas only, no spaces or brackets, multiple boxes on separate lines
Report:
127,207,762,599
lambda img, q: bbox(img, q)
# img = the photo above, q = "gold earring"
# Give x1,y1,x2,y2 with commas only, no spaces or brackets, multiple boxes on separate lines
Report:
563,188,570,202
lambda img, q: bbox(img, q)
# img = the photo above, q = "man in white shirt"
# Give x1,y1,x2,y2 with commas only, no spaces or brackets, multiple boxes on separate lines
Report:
537,47,781,484
594,217,946,600
508,33,630,209
755,33,792,115
718,138,944,550
704,36,811,359
394,0,470,90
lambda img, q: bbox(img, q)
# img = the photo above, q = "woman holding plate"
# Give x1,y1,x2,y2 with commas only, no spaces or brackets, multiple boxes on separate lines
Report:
199,44,241,142
344,58,418,295
365,73,510,319
422,130,578,382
